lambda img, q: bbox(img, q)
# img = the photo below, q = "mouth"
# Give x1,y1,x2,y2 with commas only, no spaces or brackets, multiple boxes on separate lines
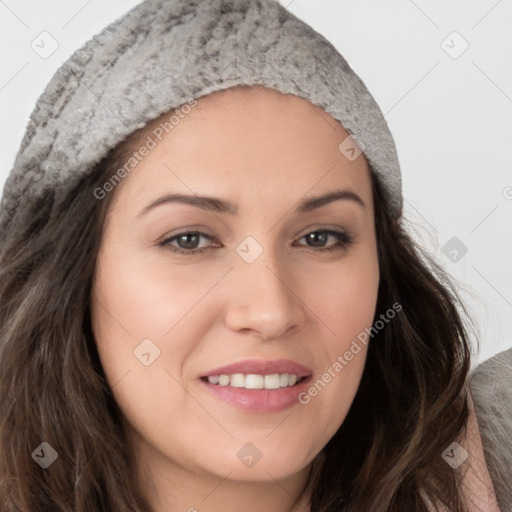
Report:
198,359,313,412
199,374,313,412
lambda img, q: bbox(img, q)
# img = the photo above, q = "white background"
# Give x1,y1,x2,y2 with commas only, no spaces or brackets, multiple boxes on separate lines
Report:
1,0,511,367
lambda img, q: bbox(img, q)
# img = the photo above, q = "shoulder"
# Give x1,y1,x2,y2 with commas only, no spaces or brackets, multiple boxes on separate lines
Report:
429,386,501,511
455,388,501,511
469,348,512,511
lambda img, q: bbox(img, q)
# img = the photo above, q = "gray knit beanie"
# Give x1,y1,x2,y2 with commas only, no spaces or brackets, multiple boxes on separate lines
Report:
0,0,402,245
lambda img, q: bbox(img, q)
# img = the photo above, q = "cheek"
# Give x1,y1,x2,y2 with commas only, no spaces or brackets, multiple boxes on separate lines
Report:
90,242,204,394
89,245,216,455
90,240,235,412
91,241,222,346
298,247,379,439
307,245,380,344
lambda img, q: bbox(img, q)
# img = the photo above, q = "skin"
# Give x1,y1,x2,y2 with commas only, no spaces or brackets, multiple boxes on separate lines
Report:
90,85,499,511
91,85,378,511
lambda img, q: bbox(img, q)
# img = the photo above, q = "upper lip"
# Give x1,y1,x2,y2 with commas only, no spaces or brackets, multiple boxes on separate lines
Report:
200,358,312,378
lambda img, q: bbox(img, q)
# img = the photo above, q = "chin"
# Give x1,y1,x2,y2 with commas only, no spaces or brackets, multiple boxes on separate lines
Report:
197,440,317,482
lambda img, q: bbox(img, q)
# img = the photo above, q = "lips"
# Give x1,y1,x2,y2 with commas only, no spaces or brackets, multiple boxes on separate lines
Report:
199,358,312,379
198,358,314,412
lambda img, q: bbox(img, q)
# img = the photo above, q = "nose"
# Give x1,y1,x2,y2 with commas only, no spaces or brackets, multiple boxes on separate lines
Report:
223,251,307,341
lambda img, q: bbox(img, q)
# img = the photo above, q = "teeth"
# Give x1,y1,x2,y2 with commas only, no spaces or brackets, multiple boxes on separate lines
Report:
264,374,280,389
206,373,303,389
218,375,230,386
245,374,264,389
230,374,245,387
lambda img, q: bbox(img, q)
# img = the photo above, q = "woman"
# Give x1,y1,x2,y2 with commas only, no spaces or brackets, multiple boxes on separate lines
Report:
0,0,502,510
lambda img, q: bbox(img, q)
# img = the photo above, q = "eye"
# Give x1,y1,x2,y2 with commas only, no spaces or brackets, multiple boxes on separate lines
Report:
158,228,354,255
158,231,219,255
294,229,354,252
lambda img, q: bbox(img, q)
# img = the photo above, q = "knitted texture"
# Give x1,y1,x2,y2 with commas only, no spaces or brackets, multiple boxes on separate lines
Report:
0,0,402,245
470,348,512,511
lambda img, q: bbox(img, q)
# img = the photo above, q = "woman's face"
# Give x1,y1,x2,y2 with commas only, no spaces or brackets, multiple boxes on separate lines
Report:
91,85,379,488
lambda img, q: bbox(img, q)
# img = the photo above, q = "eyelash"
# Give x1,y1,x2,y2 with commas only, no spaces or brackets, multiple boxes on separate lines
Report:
158,228,354,255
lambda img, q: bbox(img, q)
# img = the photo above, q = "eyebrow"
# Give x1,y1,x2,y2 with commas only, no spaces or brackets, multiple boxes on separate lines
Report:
137,188,365,218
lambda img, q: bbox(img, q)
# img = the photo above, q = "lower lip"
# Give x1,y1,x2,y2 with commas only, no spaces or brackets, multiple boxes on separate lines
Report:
199,376,313,412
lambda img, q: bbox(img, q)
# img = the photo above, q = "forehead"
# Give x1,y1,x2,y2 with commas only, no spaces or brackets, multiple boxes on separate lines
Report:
109,85,372,215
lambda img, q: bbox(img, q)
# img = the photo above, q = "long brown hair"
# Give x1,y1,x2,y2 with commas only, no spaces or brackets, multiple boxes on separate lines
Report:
0,110,473,511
